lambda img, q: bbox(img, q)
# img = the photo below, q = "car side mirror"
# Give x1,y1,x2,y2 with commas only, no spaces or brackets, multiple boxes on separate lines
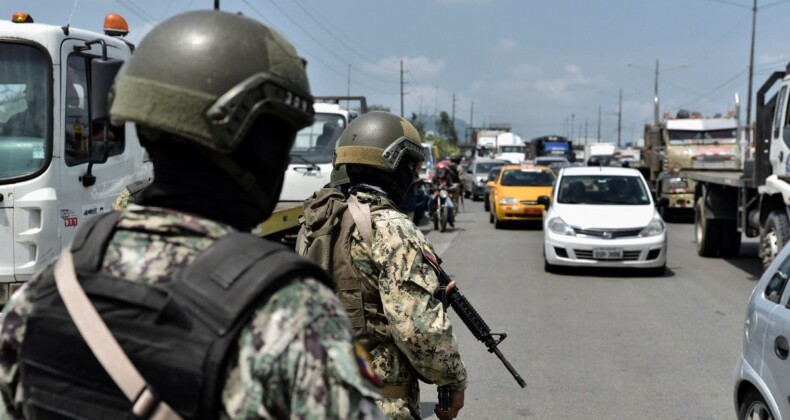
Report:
486,181,495,188
538,195,551,209
656,197,669,208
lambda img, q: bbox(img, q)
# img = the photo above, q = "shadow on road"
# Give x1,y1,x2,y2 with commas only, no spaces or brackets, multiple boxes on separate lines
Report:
493,220,543,231
549,266,676,278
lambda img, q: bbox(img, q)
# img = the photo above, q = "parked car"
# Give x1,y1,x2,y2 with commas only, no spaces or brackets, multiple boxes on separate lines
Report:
464,158,510,201
487,165,555,228
734,242,790,420
541,166,667,274
483,165,506,212
533,156,571,174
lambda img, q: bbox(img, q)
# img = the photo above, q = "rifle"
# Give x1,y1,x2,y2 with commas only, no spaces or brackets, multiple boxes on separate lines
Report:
422,244,527,391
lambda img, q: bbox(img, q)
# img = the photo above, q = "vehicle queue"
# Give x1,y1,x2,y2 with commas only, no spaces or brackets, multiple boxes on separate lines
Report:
422,150,787,420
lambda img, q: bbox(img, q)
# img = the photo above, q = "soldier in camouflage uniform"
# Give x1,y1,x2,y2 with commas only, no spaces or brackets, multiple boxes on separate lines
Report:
297,111,468,419
0,10,382,419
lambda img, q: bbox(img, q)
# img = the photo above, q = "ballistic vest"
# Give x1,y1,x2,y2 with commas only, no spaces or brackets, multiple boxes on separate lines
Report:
297,187,397,350
20,211,331,419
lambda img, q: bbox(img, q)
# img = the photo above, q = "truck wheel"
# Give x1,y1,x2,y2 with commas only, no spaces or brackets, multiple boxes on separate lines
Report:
761,211,790,270
720,220,742,258
695,196,723,257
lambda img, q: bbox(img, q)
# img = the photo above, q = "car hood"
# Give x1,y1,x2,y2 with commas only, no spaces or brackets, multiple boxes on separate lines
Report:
552,203,656,229
499,185,553,201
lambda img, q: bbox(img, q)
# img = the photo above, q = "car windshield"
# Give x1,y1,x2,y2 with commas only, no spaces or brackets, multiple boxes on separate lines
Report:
290,112,346,164
487,166,505,181
475,161,506,173
500,169,554,186
557,175,650,205
534,157,569,166
0,43,50,184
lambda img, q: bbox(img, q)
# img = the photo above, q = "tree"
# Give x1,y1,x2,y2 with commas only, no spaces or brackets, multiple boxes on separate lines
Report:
410,112,426,138
424,133,459,159
368,104,390,112
436,111,458,145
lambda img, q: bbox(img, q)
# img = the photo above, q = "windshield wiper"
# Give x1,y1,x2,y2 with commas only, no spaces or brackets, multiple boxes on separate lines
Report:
289,154,319,171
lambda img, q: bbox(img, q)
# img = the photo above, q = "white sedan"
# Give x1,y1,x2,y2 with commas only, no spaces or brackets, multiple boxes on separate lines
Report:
540,166,667,275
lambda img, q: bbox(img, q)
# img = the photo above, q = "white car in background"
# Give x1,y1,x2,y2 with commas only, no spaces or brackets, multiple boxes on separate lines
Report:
540,166,667,275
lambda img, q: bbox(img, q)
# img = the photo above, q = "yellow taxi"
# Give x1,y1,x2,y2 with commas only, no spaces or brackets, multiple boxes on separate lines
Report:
486,165,555,228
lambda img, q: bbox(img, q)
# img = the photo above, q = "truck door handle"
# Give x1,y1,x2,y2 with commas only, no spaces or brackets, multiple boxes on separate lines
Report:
775,335,789,360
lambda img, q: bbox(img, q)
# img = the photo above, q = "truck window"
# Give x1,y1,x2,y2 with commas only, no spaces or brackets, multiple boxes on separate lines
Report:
292,112,345,164
773,85,787,139
0,43,50,183
64,54,124,166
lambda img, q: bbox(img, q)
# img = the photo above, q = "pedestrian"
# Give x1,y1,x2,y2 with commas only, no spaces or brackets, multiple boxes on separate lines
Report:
297,111,468,419
0,10,382,419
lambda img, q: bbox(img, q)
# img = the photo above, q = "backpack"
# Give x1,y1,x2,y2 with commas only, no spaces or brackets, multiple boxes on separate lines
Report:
20,211,331,419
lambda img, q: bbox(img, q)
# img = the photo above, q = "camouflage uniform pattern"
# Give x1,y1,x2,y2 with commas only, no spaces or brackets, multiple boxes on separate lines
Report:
0,205,383,419
111,187,132,211
351,191,467,418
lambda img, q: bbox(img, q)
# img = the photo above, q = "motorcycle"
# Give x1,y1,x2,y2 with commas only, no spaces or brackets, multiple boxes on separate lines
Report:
430,181,458,232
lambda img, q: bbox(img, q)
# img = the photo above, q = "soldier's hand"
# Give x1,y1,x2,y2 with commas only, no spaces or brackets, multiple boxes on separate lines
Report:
434,389,464,419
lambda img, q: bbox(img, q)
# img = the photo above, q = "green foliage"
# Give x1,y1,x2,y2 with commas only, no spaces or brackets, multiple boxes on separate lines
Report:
424,133,460,158
436,111,458,145
410,112,426,138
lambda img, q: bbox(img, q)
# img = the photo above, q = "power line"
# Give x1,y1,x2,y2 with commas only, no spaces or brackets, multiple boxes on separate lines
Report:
241,0,398,95
263,0,399,85
115,0,158,24
290,0,399,74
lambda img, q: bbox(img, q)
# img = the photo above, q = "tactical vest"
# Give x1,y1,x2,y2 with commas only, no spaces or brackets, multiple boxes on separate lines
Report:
20,211,332,419
297,188,396,350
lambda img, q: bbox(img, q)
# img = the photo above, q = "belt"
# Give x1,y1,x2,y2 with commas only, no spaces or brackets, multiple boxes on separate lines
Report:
380,384,411,399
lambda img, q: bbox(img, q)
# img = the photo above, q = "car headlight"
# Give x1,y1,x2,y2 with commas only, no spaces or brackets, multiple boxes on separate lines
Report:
548,217,575,236
639,217,665,237
499,197,517,205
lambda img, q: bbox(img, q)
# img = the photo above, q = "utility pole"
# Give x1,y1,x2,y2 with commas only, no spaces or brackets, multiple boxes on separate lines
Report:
451,94,457,145
585,118,588,144
570,114,575,140
434,85,439,133
597,105,601,141
214,0,220,10
746,0,757,144
468,100,474,143
617,89,623,147
400,60,404,117
347,64,351,110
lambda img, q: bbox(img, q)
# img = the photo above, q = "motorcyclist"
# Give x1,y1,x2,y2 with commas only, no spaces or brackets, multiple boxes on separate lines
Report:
430,161,457,227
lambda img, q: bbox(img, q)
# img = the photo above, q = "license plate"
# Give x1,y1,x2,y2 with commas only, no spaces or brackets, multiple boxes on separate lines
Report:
593,247,623,259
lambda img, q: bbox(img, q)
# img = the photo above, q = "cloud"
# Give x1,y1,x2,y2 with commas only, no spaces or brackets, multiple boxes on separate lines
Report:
363,56,447,80
494,38,519,52
535,64,599,100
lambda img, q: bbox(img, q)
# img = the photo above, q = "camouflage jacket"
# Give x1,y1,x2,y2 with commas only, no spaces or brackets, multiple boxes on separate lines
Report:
0,205,383,419
347,190,468,416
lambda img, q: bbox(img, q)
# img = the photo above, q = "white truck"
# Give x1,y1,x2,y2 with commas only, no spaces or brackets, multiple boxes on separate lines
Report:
584,142,616,166
494,132,525,164
0,12,151,301
256,97,366,239
687,62,790,268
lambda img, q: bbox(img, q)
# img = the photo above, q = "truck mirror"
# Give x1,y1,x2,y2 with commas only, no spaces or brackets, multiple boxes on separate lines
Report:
89,58,123,123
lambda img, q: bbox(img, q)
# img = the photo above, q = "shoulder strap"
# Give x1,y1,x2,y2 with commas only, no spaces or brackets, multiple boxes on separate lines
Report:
54,244,182,420
347,194,373,244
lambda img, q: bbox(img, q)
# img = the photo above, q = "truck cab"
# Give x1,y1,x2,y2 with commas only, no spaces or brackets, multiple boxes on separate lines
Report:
0,13,151,301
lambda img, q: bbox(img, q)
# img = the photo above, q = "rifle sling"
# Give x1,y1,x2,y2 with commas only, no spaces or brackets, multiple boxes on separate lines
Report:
54,244,182,420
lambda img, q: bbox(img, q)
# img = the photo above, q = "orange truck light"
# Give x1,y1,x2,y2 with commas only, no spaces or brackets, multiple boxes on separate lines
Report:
12,12,33,23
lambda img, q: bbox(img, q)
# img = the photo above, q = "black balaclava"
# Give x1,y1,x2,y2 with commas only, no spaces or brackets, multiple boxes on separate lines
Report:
139,116,294,231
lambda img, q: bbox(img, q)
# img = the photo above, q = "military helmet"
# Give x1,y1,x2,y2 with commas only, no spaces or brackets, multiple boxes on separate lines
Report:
109,10,314,153
334,111,424,172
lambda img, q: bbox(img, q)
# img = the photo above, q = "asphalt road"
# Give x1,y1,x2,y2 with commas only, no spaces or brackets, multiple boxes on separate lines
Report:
417,199,762,419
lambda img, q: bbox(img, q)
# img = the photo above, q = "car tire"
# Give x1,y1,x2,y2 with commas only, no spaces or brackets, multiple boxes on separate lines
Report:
544,258,557,273
761,210,790,270
484,198,490,212
695,196,723,257
489,212,494,224
738,390,774,420
494,212,503,229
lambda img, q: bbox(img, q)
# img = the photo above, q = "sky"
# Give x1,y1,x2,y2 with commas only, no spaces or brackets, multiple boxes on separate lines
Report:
6,0,790,146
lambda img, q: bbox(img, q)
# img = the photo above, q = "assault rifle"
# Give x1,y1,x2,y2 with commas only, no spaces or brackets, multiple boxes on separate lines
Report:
422,244,527,391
